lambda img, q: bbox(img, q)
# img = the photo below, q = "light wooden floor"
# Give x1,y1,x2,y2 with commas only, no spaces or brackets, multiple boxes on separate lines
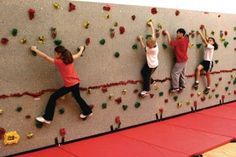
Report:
203,143,236,157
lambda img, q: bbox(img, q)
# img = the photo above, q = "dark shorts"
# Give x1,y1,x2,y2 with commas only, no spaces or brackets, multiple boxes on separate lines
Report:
200,60,213,72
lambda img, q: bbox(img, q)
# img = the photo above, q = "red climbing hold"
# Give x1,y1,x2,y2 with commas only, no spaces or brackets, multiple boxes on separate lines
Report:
115,97,122,104
1,38,9,45
85,38,90,46
60,128,66,137
159,108,164,114
28,8,35,20
131,15,136,21
162,30,167,36
69,2,76,12
119,26,125,34
103,5,111,11
200,24,205,30
115,116,121,124
101,87,108,93
175,10,180,16
151,8,158,14
224,31,228,36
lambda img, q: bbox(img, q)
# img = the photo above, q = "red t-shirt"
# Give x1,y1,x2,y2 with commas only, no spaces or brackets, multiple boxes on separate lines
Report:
54,59,80,87
170,37,189,62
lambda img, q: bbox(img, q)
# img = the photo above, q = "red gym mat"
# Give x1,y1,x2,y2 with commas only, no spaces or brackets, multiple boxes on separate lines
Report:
165,112,236,137
119,122,231,155
60,134,187,157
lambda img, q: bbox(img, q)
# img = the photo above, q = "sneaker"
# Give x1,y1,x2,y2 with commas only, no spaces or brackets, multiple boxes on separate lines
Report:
80,112,93,119
179,86,185,90
36,116,51,124
169,88,180,93
192,81,199,90
203,87,210,95
140,91,150,97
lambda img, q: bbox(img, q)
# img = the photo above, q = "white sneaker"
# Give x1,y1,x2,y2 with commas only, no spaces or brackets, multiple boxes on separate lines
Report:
80,112,93,119
36,116,51,124
140,91,149,96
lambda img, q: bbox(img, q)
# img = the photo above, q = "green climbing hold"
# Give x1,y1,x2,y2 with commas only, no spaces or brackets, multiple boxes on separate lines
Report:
173,96,178,101
35,120,43,128
233,78,236,84
145,34,152,39
159,92,164,97
122,105,128,111
134,102,141,108
224,41,229,48
211,31,215,35
102,103,107,109
234,37,236,40
132,44,138,50
99,39,106,45
59,108,65,114
16,106,22,112
215,94,219,98
225,86,229,91
11,28,18,36
196,43,202,48
214,60,219,64
114,52,120,58
162,43,168,49
54,39,62,46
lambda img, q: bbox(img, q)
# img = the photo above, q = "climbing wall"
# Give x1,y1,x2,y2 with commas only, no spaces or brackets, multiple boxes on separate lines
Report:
1,0,236,156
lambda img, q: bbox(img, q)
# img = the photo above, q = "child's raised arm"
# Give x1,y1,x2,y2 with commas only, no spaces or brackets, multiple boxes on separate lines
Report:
73,46,85,60
203,27,208,41
31,46,54,64
164,30,172,44
148,21,156,40
137,35,145,49
197,31,208,46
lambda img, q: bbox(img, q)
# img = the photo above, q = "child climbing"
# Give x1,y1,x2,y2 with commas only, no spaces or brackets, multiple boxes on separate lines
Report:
31,45,93,124
138,21,159,97
164,28,189,93
193,27,218,94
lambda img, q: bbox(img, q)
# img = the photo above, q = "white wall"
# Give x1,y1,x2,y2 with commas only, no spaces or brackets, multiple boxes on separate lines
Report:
75,0,236,14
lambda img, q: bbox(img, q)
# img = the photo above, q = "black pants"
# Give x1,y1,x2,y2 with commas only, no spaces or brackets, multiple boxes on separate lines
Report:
141,63,157,91
43,83,92,121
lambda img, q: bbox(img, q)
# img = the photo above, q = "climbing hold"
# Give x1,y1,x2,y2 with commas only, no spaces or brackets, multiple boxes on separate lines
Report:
99,39,106,45
20,38,27,44
233,78,236,84
115,97,122,104
215,83,219,87
54,39,62,46
175,10,180,16
53,2,61,9
200,24,205,30
218,14,221,18
228,81,231,85
211,31,215,35
122,105,128,111
103,5,111,11
173,96,178,101
11,28,18,36
177,102,182,108
110,28,115,38
115,116,121,124
114,22,118,27
87,88,91,94
218,77,222,81
59,108,65,114
16,106,22,112
162,30,167,36
164,99,168,103
223,41,229,48
162,43,168,49
215,94,219,98
220,30,224,38
146,34,152,39
84,21,90,29
0,109,3,115
101,87,108,93
214,60,219,64
224,31,228,36
159,92,164,97
108,94,114,100
159,108,164,114
208,95,212,99
212,89,215,93
225,86,229,91
60,128,66,137
234,37,236,40
146,19,152,27
186,101,191,106
50,27,57,39
101,103,107,109
38,36,45,44
190,93,194,97
151,8,158,14
105,14,110,19
196,43,202,48
27,132,34,139
114,52,120,58
25,115,31,119
133,89,139,94
4,131,20,145
134,102,141,108
131,15,136,21
149,93,154,98
1,38,9,45
119,26,125,34
122,89,127,95
0,128,6,140
132,44,138,50
201,96,206,101
85,38,91,46
197,92,201,96
68,2,76,12
28,8,35,20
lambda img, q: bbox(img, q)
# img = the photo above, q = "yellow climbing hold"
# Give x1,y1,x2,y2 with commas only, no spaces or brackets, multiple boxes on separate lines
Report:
4,131,20,145
53,2,60,9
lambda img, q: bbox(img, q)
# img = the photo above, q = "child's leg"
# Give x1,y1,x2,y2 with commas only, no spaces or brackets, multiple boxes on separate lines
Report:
71,84,92,115
206,72,211,87
179,63,187,88
141,63,153,92
43,87,70,121
195,64,204,83
171,62,185,89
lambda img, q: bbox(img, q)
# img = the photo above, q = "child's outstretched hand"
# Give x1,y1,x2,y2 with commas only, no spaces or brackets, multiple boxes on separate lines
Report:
137,35,143,41
31,46,37,52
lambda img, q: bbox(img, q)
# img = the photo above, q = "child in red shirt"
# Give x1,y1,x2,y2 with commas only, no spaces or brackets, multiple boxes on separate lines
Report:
31,45,92,124
164,28,189,93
